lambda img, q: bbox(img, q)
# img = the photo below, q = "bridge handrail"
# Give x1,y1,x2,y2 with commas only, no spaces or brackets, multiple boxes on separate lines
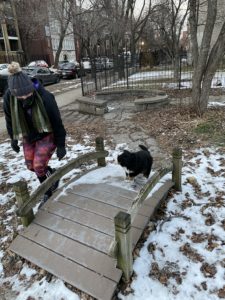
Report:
16,150,108,217
128,166,173,223
113,147,182,282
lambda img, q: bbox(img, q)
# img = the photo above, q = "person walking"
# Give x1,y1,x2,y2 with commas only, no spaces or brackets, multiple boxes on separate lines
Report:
3,61,66,207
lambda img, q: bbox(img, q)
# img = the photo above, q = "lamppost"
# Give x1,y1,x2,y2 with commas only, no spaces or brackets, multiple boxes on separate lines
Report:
103,31,110,87
139,40,144,69
124,32,130,88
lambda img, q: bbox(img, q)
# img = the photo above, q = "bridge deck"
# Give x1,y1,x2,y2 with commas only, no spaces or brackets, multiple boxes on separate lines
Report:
10,181,173,300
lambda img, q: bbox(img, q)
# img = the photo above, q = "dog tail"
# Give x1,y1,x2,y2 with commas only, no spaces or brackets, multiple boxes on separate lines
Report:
139,145,149,152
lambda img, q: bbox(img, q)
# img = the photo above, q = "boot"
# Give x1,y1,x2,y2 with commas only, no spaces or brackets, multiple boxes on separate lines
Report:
45,167,60,195
37,167,59,208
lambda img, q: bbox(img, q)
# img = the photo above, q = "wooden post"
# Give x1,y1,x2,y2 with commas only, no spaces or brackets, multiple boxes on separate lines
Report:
95,137,106,167
14,181,34,227
114,211,133,282
172,148,182,191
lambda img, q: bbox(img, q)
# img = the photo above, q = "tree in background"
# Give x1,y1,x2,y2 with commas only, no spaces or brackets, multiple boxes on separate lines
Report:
14,0,47,63
48,0,75,67
125,0,153,66
150,0,188,79
189,0,225,116
73,0,107,59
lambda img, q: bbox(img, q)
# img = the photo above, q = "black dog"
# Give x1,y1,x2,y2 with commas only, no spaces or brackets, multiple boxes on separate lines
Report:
117,145,153,179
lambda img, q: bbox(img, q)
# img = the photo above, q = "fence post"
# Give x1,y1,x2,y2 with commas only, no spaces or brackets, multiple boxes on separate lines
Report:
172,148,182,191
14,181,34,227
114,211,133,282
95,137,106,167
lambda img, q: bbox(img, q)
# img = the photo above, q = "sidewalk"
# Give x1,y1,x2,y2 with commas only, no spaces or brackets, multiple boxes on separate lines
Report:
0,87,82,135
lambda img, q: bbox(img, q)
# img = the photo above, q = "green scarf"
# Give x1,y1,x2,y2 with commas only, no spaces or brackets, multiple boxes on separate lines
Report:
10,91,52,140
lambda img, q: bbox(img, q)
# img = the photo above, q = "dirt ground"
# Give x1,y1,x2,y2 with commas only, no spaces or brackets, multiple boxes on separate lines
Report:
63,89,225,155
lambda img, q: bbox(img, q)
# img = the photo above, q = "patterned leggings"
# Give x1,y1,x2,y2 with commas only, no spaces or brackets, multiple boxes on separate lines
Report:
23,133,56,177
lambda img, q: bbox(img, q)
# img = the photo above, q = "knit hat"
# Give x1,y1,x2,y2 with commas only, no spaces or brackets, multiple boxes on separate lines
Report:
8,62,34,97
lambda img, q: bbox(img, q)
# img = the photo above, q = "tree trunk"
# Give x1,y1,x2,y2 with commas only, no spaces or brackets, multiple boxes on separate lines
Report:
188,0,225,116
173,54,180,82
54,36,64,68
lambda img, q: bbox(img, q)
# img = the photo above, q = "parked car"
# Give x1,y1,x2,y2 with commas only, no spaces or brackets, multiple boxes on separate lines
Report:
100,57,114,69
0,63,9,73
0,64,10,94
28,60,49,68
58,62,85,79
81,58,91,72
93,58,104,71
0,73,9,95
22,66,60,85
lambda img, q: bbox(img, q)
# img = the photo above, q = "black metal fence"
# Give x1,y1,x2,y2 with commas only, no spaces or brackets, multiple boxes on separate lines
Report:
80,57,192,96
80,55,225,96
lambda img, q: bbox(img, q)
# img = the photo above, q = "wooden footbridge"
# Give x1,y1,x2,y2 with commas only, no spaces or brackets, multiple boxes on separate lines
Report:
10,138,182,300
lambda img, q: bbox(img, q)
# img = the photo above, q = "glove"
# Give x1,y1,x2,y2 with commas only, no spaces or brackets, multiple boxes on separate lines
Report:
56,146,66,160
11,140,20,153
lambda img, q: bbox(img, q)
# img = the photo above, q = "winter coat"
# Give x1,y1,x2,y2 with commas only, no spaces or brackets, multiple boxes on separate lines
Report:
3,79,66,147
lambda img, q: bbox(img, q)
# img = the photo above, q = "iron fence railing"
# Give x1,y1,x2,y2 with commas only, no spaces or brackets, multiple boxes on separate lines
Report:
80,55,225,96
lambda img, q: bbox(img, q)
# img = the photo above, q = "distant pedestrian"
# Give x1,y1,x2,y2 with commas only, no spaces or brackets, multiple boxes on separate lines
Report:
3,61,66,207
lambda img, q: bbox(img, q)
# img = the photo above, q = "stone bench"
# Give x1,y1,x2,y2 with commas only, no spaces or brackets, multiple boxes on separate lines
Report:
134,94,169,111
76,97,108,115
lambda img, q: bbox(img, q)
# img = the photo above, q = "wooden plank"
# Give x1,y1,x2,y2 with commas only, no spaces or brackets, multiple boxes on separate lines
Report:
68,191,132,210
68,189,133,209
144,180,174,208
19,223,122,282
131,227,143,247
43,201,115,236
138,204,156,217
72,183,137,199
132,212,151,231
53,192,150,230
131,213,149,229
40,202,143,253
34,210,113,254
55,191,131,215
45,198,149,232
98,183,138,199
10,236,118,300
132,180,174,246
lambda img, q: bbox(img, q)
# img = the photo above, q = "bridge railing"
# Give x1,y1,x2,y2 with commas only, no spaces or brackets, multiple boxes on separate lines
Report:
113,148,182,282
14,137,108,226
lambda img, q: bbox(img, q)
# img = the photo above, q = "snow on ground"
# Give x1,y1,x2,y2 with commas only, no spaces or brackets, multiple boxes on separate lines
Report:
0,137,225,299
101,70,225,90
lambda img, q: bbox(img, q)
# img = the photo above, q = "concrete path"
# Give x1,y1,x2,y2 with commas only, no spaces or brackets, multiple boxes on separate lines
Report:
60,96,167,168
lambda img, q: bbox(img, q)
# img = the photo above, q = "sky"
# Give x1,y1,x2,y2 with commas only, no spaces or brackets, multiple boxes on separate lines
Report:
0,124,225,299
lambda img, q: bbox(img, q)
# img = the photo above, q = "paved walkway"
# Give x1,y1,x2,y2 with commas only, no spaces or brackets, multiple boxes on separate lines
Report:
60,95,167,168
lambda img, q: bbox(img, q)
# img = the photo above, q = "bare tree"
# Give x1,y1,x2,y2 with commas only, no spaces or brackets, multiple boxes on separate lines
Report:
151,0,188,78
126,0,153,66
189,0,225,116
94,0,130,56
73,0,107,59
48,0,75,67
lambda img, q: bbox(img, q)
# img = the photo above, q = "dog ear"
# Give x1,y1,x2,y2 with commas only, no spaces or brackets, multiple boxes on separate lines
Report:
123,150,130,154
